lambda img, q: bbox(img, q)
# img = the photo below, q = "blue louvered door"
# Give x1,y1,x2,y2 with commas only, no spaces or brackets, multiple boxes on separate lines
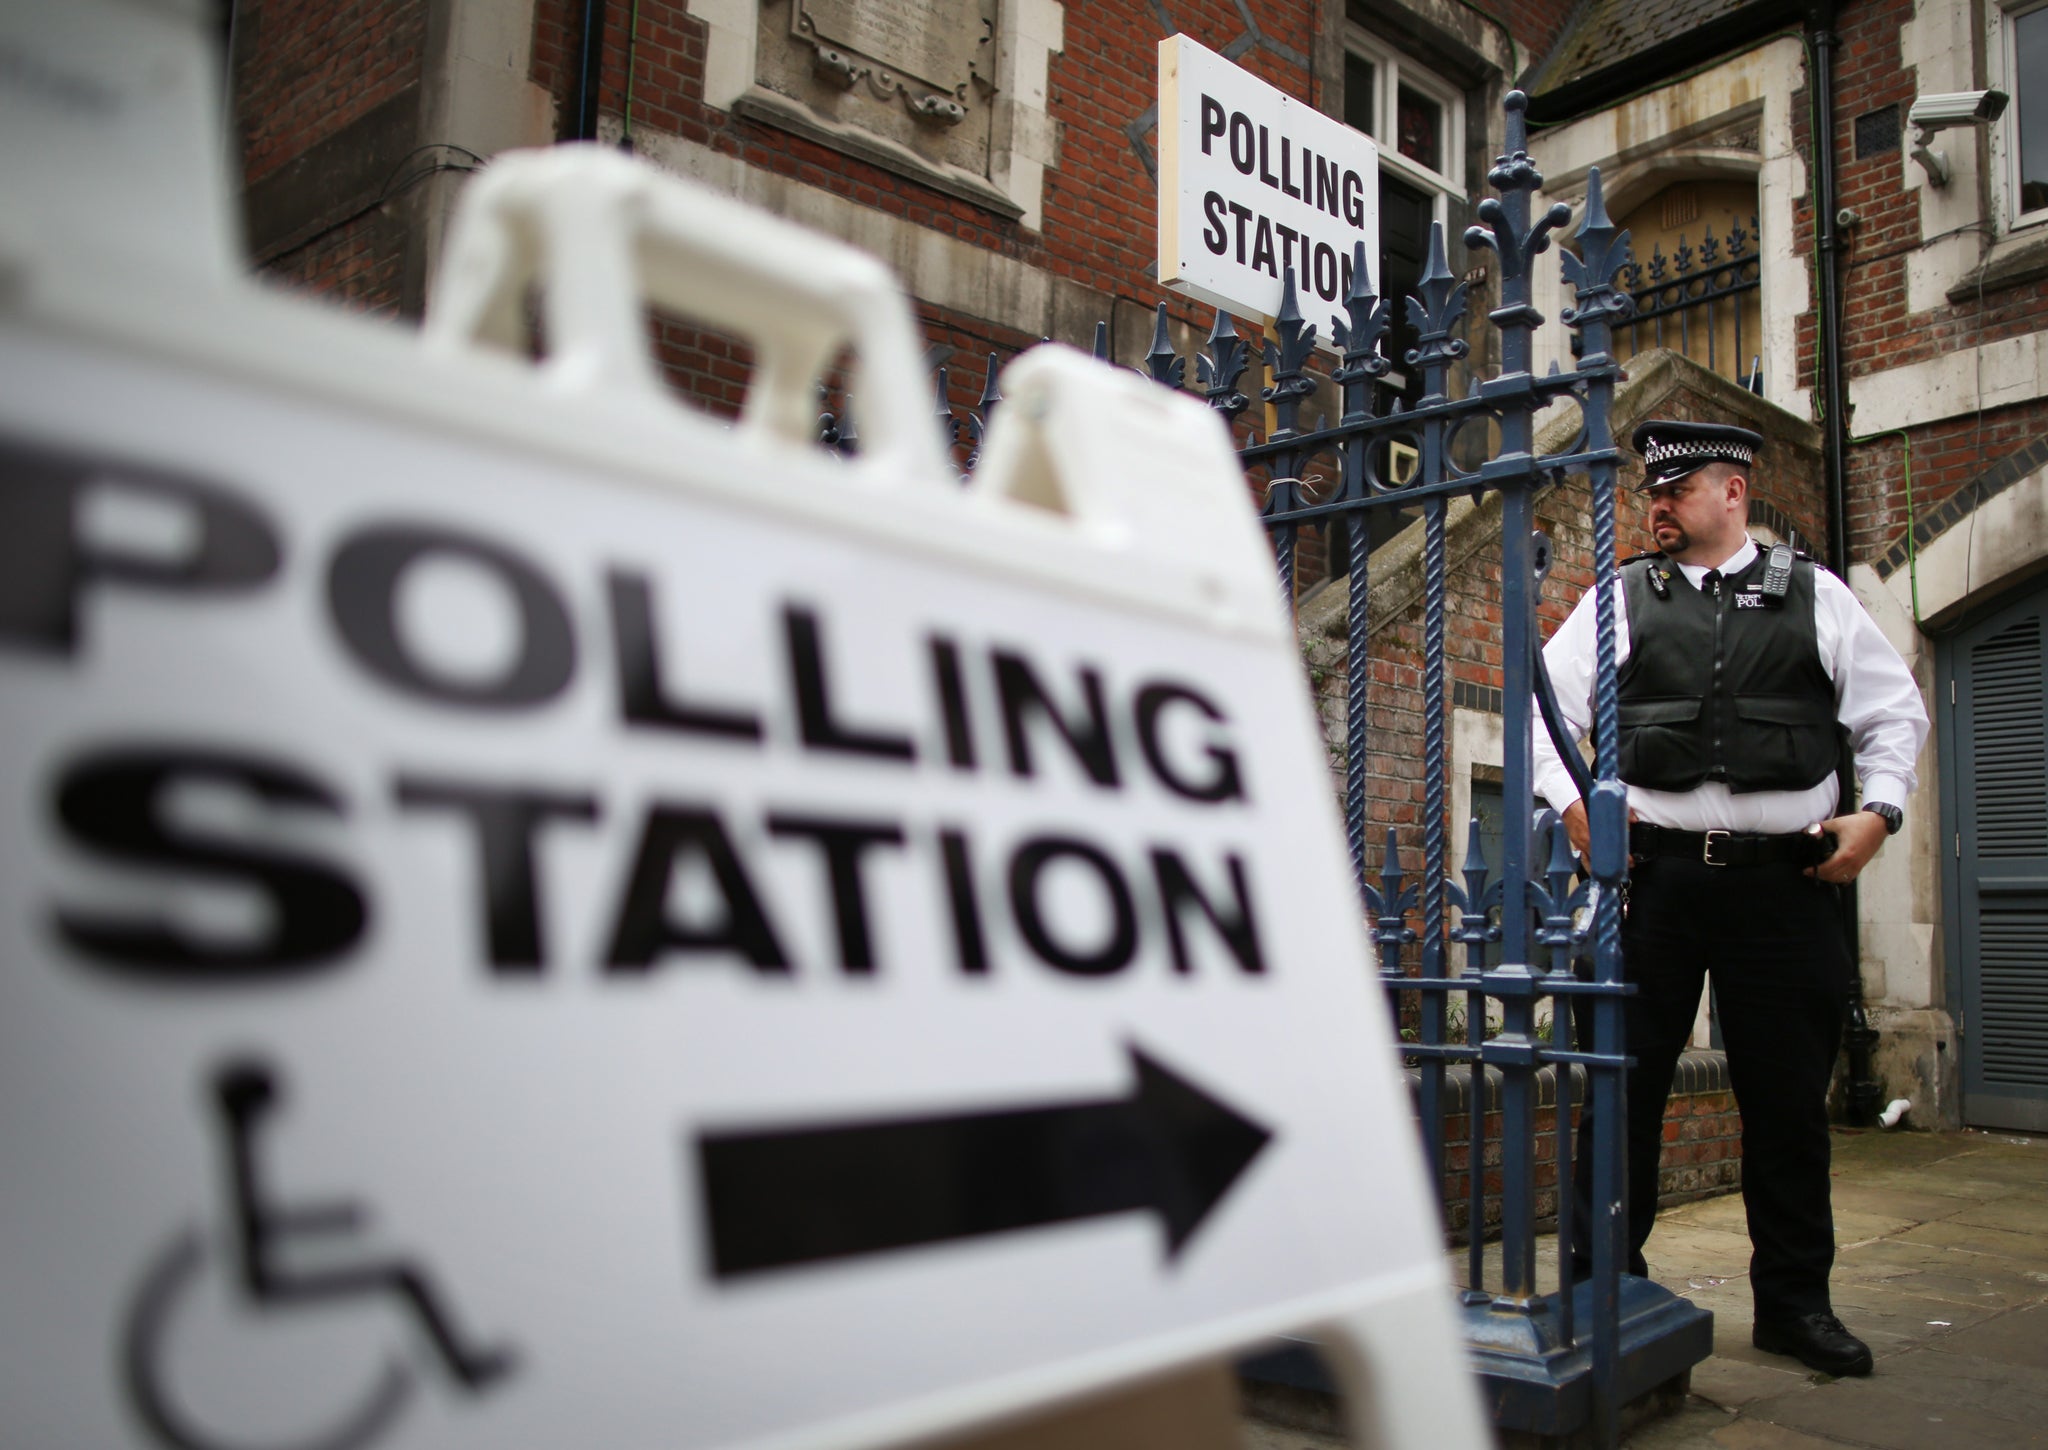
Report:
1946,581,2048,1131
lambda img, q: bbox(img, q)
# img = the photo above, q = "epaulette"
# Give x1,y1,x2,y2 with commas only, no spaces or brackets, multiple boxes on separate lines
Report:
1617,550,1666,568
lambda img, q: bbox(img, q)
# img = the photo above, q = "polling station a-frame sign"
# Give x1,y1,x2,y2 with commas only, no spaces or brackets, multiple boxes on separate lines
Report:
0,7,1488,1450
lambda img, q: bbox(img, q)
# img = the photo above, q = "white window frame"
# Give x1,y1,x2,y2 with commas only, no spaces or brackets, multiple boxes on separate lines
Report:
1988,0,2048,233
1343,24,1465,228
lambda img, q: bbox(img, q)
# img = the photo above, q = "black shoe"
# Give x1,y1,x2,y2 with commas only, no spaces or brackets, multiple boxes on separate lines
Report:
1753,1312,1873,1377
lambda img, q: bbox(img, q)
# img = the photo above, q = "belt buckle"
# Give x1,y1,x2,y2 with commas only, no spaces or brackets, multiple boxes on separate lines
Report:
1701,829,1732,867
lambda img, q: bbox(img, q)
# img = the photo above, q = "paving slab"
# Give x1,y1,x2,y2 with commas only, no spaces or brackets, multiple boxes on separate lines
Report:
1828,1280,2008,1333
1686,1356,1814,1410
1660,1197,1753,1230
1828,1133,1987,1170
1836,1233,1984,1267
1705,1420,1852,1449
1646,1228,1758,1281
1864,1342,2048,1424
1744,1379,2048,1450
1861,1269,2048,1308
1938,1143,2048,1178
1893,1217,2048,1260
1609,1399,1742,1448
1947,1196,2048,1234
1830,1206,1926,1242
1834,1169,2026,1203
1827,1182,1974,1223
1926,1301,2048,1367
1239,1421,1347,1450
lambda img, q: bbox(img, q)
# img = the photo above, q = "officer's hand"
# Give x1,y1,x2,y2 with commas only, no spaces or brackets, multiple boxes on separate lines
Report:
1562,800,1591,858
1561,799,1636,866
1807,811,1889,883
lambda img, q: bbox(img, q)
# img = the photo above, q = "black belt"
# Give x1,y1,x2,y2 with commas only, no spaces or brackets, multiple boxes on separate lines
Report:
1629,822,1832,868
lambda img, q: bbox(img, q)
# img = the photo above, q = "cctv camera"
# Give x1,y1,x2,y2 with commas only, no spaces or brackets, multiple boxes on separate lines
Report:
1907,90,2009,187
1907,90,2009,132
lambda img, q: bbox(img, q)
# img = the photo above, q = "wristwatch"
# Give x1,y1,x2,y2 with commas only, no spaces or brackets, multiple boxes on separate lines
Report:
1863,802,1904,835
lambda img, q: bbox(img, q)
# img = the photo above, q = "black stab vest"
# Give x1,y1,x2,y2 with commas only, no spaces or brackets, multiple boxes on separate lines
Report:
1616,551,1839,793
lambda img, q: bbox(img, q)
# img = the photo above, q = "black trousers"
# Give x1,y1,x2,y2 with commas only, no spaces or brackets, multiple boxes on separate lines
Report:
1574,854,1849,1318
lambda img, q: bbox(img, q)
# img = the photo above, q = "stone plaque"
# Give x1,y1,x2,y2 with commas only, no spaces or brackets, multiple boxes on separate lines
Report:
795,0,991,99
747,0,1015,216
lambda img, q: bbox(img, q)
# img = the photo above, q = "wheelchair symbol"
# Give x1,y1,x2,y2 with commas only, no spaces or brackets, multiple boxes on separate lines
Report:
123,1059,517,1450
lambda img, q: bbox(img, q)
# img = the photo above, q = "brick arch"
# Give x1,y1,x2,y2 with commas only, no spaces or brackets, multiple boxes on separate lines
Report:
1876,445,2048,627
1746,496,1819,561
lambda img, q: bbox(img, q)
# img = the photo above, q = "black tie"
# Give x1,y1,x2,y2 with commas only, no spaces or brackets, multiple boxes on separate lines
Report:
1704,569,1723,598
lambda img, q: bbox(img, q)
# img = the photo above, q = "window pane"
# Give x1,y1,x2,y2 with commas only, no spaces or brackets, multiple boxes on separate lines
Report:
2018,7,2048,215
1345,53,1376,136
1397,84,1441,172
1379,171,1433,413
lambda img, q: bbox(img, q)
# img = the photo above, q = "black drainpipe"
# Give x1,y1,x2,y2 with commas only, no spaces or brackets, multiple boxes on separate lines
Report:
1810,6,1850,575
1808,3,1884,1125
571,0,608,142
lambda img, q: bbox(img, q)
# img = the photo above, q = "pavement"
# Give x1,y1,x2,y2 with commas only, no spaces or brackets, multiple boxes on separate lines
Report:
1623,1126,2048,1450
1243,1126,2048,1450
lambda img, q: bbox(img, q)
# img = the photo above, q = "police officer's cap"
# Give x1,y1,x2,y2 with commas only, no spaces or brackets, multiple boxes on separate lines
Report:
1630,419,1763,492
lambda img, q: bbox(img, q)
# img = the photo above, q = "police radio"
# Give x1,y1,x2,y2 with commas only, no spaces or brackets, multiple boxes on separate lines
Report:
1761,541,1795,601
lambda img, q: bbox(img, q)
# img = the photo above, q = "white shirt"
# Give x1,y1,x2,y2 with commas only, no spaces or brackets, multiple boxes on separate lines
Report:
1533,538,1929,833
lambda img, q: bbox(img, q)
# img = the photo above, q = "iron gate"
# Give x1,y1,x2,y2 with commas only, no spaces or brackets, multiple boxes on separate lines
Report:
876,90,1716,1448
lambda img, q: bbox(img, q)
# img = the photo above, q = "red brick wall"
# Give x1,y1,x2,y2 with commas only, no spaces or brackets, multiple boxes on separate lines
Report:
524,2,1547,429
528,0,1023,249
1473,0,1583,81
1789,0,2048,575
237,0,428,187
233,0,431,315
263,209,413,316
1852,403,2048,568
1436,1058,1742,1242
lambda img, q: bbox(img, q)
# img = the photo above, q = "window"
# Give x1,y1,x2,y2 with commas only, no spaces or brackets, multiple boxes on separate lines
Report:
1990,0,2048,230
1335,26,1466,562
1342,28,1464,401
1342,27,1464,222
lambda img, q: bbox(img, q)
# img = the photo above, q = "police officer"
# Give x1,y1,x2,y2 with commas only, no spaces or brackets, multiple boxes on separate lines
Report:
1535,419,1928,1378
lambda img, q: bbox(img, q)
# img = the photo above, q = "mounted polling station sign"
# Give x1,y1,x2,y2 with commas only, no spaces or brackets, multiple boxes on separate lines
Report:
1157,32,1380,332
0,11,1487,1450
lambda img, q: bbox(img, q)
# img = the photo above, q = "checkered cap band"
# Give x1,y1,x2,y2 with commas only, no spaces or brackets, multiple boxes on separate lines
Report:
1643,437,1753,471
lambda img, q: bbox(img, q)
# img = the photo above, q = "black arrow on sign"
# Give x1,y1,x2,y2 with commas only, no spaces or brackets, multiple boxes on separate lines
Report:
696,1044,1273,1280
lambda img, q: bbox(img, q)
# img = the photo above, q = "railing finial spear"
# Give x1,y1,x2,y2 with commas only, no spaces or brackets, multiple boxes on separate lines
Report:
1562,168,1635,338
976,351,1002,417
932,366,960,455
1262,267,1318,427
963,352,1002,472
1407,223,1470,388
1504,87,1531,160
1332,241,1392,423
1462,815,1492,902
1146,302,1185,389
1198,309,1251,421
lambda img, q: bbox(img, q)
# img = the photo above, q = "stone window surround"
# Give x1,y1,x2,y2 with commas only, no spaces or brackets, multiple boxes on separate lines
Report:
1900,0,2048,313
684,0,1064,229
1343,22,1468,231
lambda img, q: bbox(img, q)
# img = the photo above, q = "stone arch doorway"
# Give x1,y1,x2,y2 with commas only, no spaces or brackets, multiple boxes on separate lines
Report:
1612,178,1763,391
